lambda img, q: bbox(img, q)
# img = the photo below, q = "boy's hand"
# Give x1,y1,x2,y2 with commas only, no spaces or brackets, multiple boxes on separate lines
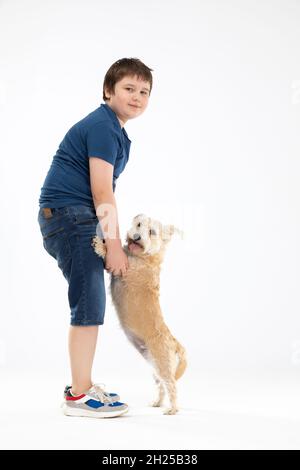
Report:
105,243,129,277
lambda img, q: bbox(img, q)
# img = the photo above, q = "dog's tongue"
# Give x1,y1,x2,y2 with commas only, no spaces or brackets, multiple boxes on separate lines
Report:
128,241,143,253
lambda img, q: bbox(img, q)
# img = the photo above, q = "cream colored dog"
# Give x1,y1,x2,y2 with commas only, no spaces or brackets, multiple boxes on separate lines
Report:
92,213,187,415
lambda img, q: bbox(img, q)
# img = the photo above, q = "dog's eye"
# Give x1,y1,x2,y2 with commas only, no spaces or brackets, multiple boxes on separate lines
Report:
149,229,156,236
137,222,141,228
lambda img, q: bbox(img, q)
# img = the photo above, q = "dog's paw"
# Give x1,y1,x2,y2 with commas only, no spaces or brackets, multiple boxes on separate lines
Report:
91,236,107,259
150,400,163,408
163,407,179,415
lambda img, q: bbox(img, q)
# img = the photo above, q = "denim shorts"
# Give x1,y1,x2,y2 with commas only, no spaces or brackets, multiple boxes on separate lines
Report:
37,205,106,326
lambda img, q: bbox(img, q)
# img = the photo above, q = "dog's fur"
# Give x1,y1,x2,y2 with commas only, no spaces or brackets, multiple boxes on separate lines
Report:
92,213,187,415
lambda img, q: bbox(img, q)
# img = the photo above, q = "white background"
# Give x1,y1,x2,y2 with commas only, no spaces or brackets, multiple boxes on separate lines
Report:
0,0,300,450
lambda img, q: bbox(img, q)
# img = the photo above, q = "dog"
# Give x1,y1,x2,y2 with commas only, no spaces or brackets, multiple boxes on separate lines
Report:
92,213,187,415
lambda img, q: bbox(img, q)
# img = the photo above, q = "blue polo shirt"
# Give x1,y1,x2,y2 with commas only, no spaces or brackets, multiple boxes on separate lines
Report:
38,102,131,208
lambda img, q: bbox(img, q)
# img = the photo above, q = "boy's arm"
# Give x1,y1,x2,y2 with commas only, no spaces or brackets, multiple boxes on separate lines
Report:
89,157,122,249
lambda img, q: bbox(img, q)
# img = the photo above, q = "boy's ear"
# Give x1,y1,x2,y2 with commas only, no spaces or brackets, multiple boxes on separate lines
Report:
161,224,184,243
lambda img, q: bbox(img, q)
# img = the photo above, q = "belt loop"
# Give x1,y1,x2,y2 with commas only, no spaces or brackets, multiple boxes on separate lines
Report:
42,208,53,219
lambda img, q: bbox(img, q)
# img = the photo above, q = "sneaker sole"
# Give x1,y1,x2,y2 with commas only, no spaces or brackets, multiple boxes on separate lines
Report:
62,403,129,419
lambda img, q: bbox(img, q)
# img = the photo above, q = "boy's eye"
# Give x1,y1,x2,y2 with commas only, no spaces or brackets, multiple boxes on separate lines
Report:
126,88,148,95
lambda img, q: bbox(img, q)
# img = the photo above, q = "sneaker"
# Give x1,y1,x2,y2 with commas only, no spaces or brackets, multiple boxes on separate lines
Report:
62,384,128,418
63,383,120,402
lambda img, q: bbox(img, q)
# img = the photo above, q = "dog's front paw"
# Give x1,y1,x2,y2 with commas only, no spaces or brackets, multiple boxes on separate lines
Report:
92,235,107,259
150,400,163,408
163,407,179,415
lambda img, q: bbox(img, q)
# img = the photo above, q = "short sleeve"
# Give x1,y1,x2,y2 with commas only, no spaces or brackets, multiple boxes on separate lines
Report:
86,121,119,166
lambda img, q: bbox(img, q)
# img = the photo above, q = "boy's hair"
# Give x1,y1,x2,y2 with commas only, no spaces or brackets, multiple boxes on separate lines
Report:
103,58,153,102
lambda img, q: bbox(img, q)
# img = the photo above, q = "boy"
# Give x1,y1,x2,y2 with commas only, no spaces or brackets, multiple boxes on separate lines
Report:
37,58,153,418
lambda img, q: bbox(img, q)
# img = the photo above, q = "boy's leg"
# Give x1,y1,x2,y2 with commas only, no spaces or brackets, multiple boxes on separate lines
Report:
68,325,99,395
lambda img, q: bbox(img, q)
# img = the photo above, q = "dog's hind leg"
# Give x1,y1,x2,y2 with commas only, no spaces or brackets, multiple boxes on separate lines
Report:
162,378,178,415
149,344,179,415
150,372,165,407
123,328,150,361
122,328,171,410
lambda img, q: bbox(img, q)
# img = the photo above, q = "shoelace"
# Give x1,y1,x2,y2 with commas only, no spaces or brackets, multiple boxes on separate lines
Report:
89,382,115,404
60,382,115,408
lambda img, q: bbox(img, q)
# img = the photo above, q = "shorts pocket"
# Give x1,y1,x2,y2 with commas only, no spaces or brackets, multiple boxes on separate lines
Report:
43,230,71,270
39,210,66,239
38,209,65,231
42,227,65,240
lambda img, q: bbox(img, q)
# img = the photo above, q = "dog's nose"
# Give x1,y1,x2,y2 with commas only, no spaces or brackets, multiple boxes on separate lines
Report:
132,233,141,241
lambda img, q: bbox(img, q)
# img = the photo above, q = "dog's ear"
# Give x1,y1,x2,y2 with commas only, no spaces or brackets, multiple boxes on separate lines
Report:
161,224,184,243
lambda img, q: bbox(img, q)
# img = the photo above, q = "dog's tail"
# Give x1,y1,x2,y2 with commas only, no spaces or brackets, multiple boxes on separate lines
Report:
175,340,187,380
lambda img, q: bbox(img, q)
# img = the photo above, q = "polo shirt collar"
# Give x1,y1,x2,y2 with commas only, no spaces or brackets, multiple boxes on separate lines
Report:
101,102,131,142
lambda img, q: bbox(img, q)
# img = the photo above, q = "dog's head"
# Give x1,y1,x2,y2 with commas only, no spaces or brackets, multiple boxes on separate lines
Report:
125,213,183,257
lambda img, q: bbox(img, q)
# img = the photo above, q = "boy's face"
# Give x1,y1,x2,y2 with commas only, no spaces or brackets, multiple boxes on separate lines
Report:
104,75,150,127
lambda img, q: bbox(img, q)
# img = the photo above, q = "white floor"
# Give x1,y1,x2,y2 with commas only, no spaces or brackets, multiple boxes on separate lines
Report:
1,369,300,450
